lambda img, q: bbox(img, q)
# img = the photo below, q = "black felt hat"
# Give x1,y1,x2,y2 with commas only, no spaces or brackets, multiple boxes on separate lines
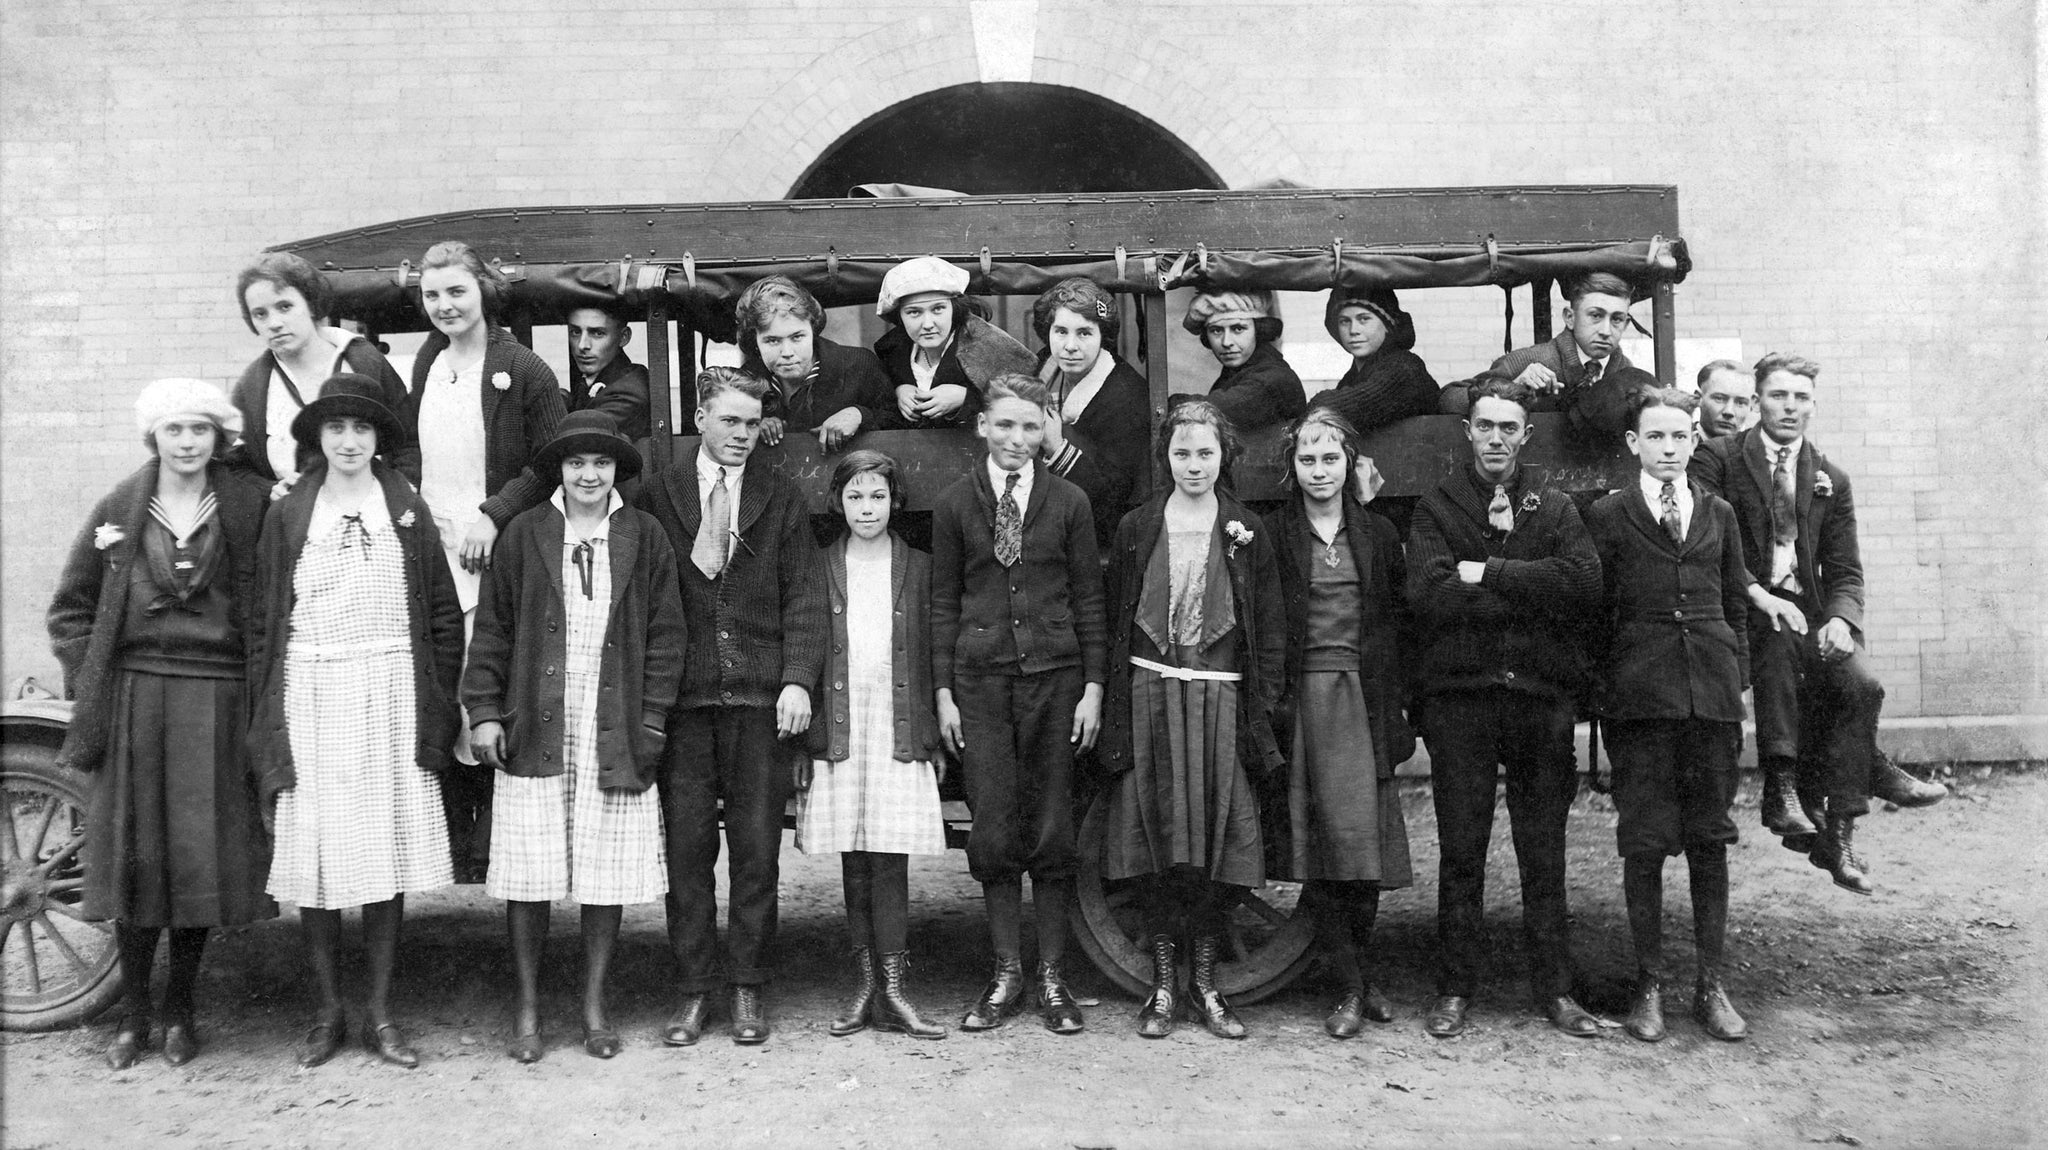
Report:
290,373,403,451
532,409,643,482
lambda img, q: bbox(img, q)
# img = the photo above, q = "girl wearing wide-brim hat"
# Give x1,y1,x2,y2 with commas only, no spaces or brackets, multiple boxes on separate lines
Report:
1179,288,1308,432
872,255,1037,428
47,377,277,1069
248,372,465,1070
461,410,687,1062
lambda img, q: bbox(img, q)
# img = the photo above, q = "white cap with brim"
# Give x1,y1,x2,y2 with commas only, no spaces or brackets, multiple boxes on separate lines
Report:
877,256,970,316
135,377,239,445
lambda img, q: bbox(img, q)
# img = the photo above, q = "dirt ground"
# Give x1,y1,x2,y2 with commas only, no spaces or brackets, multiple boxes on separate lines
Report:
5,765,2044,1150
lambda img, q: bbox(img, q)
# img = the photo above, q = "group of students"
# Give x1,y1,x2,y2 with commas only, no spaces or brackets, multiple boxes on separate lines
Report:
49,248,1940,1072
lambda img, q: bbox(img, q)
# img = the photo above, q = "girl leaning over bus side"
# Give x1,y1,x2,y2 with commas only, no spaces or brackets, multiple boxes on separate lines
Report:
796,450,951,1041
873,255,1037,429
48,378,276,1069
1263,407,1417,1040
1097,400,1287,1040
462,411,686,1063
248,374,465,1070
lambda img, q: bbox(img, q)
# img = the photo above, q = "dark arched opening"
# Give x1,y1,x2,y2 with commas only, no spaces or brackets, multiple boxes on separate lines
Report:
786,82,1221,198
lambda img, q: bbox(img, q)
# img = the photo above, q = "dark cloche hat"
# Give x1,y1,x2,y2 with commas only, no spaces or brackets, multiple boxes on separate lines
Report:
290,373,403,451
533,409,643,482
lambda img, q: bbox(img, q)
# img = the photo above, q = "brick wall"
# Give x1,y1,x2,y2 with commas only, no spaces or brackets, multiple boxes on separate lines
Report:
3,0,2039,718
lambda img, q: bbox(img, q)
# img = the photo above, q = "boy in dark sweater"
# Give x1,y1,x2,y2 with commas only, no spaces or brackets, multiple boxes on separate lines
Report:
1586,389,1755,1043
1406,375,1602,1040
638,367,825,1047
931,373,1108,1035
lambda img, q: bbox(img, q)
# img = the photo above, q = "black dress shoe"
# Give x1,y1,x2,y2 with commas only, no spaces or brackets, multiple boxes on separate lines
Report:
161,1018,199,1066
1359,984,1395,1024
1693,976,1749,1041
663,993,711,1046
1623,978,1666,1043
1325,990,1366,1039
507,1029,544,1064
295,1013,345,1068
105,1013,149,1070
959,956,1026,1031
1544,996,1601,1038
1034,959,1085,1035
1424,995,1468,1037
582,1026,621,1059
729,986,769,1045
368,1022,420,1069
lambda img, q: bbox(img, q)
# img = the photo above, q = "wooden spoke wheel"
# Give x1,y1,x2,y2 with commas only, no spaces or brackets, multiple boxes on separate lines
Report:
2,740,121,1031
1069,790,1316,1005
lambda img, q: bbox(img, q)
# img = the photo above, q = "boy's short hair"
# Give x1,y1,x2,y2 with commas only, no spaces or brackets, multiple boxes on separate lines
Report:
1466,372,1537,415
1752,351,1820,384
696,365,769,407
1565,272,1634,305
1695,358,1747,387
1627,386,1699,431
983,372,1055,410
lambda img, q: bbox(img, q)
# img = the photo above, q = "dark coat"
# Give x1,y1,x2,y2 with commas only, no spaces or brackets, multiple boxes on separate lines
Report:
1441,333,1654,445
1201,341,1307,432
1099,492,1287,779
1264,497,1416,772
804,536,943,763
1315,346,1439,434
568,352,651,442
461,500,687,791
48,461,269,774
637,445,827,711
1586,480,1752,722
396,326,569,529
1406,464,1602,702
929,460,1108,685
1044,356,1153,552
1688,427,1864,632
875,315,1038,428
245,462,466,802
747,337,897,434
227,335,413,483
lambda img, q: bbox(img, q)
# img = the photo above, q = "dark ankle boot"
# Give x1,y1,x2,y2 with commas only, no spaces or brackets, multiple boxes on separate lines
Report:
1189,936,1246,1039
1810,811,1873,895
1871,753,1947,808
1693,972,1748,1041
873,952,946,1040
1034,958,1085,1035
829,947,876,1037
959,956,1026,1030
1138,934,1179,1039
1623,974,1666,1043
1760,757,1816,838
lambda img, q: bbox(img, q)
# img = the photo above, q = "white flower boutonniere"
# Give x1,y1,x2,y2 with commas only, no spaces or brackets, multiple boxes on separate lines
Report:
492,371,512,392
1224,519,1254,558
1812,471,1833,498
93,523,125,550
1521,491,1542,514
397,509,417,529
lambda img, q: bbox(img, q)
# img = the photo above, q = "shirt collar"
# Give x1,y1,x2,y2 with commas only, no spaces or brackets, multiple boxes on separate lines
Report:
1468,462,1522,499
987,456,1032,501
1763,434,1804,461
696,450,737,490
550,487,624,540
1638,470,1689,506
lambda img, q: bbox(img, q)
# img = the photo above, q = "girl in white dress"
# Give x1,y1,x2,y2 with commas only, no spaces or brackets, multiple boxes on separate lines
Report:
795,450,949,1039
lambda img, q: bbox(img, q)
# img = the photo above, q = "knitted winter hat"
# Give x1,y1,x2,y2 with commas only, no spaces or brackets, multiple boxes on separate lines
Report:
135,377,238,447
1182,289,1279,335
876,256,969,316
1323,287,1417,352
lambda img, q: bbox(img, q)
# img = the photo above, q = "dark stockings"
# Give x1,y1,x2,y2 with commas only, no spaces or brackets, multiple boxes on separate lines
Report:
1623,854,1666,977
1308,881,1381,989
841,852,910,953
507,900,550,1037
1143,869,1235,941
116,924,204,1020
581,905,622,1032
301,897,406,1027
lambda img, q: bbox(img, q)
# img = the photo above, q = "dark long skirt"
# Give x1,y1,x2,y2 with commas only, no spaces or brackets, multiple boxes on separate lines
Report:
1288,669,1411,886
82,670,275,927
1101,669,1264,888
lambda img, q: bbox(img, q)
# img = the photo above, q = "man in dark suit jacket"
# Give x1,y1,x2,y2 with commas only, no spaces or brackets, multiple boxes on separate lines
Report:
1689,353,1945,896
1442,273,1657,447
639,366,826,1045
566,303,651,441
1406,376,1604,1040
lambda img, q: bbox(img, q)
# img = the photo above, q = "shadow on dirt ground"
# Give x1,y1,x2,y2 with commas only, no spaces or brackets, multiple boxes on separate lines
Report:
5,766,2044,1149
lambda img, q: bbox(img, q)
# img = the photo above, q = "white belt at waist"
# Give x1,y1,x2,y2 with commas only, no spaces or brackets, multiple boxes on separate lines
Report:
287,637,410,661
1129,655,1242,682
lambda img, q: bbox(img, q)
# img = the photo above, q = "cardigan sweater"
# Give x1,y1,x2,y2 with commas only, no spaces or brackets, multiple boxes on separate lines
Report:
929,459,1108,686
568,352,651,442
245,462,466,802
1688,427,1865,633
397,326,568,530
637,445,827,710
461,500,687,791
803,535,944,763
746,337,898,434
1406,464,1602,702
48,461,269,774
1044,355,1153,553
1098,492,1288,778
1585,480,1752,722
874,315,1038,428
1314,346,1439,434
1440,333,1651,446
227,333,414,484
1264,497,1416,773
1201,341,1308,432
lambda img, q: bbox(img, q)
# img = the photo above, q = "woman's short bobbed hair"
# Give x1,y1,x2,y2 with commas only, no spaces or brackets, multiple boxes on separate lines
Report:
736,275,826,353
1030,278,1121,349
827,448,907,529
1277,406,1362,491
417,240,508,324
1153,398,1242,486
235,252,333,334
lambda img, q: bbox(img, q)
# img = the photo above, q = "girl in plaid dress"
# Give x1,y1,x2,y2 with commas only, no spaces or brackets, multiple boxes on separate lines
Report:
250,375,465,1070
465,411,686,1062
797,451,949,1039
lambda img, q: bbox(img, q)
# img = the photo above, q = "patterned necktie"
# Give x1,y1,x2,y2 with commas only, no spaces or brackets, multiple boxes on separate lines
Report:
995,471,1023,567
693,467,730,579
1487,484,1515,533
1659,480,1683,544
1583,357,1603,385
1770,446,1798,549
